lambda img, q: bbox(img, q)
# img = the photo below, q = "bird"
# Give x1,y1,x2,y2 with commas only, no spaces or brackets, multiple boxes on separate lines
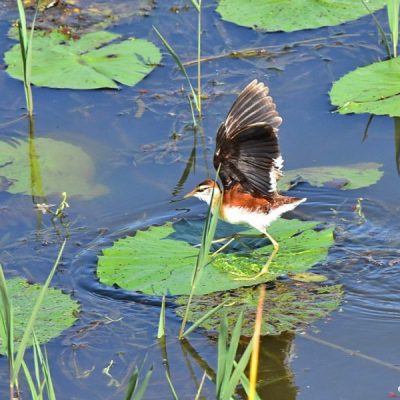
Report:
184,80,306,279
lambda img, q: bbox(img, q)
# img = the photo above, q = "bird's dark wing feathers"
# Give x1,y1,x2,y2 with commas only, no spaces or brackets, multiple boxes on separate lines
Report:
214,80,283,197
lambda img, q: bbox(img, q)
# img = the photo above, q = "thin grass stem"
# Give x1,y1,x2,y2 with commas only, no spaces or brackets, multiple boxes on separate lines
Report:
153,26,199,112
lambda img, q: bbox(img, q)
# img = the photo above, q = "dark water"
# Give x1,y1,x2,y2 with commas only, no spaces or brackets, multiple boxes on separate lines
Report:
1,2,400,399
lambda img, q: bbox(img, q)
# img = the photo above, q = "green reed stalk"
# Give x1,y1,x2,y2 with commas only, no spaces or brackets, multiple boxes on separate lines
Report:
178,168,221,339
157,295,166,339
154,0,203,123
387,0,400,57
16,0,38,117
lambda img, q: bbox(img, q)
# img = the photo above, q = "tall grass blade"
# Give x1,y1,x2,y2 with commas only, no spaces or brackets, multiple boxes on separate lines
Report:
191,0,200,12
387,0,400,57
12,239,66,383
178,166,221,339
182,300,227,338
223,337,254,399
131,366,153,400
157,295,166,339
125,356,153,400
0,265,17,399
124,367,139,400
153,26,199,112
21,360,38,399
221,312,244,397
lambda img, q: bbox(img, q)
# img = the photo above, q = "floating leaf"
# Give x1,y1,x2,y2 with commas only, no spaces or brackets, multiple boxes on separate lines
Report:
279,163,383,191
216,0,385,32
0,277,79,353
4,30,161,89
0,138,108,199
330,57,400,117
97,219,334,295
175,282,343,336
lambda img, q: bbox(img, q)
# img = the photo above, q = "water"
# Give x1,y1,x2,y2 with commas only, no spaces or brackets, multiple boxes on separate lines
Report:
0,2,399,399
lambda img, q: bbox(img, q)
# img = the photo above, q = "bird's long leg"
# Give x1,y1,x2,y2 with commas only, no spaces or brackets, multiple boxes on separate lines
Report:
253,231,279,278
233,231,280,280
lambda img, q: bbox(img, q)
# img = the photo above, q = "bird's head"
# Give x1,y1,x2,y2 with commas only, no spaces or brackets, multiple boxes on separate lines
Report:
184,179,222,205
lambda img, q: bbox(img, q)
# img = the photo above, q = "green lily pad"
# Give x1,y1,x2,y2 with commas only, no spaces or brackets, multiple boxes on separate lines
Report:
0,277,79,353
216,0,385,32
0,137,108,199
4,30,161,89
175,282,343,336
330,57,400,117
97,218,334,295
278,163,383,191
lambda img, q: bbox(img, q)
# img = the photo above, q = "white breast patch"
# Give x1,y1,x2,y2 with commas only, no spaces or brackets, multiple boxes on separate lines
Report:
222,198,306,233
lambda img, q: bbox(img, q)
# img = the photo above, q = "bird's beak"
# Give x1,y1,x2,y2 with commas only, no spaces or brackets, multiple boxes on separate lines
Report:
184,188,197,198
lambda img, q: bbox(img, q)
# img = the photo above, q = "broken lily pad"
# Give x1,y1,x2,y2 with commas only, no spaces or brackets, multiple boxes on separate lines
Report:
4,30,161,89
278,163,383,191
216,0,385,32
175,281,343,336
0,137,108,199
330,57,400,117
0,277,79,353
97,218,334,295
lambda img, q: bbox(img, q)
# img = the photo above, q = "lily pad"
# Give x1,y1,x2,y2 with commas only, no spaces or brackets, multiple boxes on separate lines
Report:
4,30,161,89
0,277,79,353
216,0,385,32
97,218,334,295
278,163,383,191
175,282,343,336
330,57,400,117
0,137,108,199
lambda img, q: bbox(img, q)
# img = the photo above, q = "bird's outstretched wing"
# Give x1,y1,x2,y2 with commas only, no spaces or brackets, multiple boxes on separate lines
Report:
214,80,283,197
